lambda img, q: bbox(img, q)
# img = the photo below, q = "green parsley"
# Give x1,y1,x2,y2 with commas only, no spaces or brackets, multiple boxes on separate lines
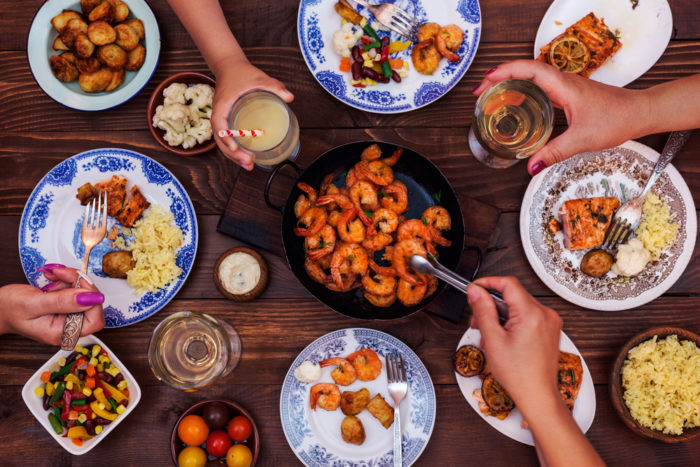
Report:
347,255,355,262
433,191,442,203
421,217,429,226
364,211,374,218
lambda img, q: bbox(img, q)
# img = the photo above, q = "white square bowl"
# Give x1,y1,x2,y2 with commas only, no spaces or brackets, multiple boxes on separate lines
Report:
21,335,141,455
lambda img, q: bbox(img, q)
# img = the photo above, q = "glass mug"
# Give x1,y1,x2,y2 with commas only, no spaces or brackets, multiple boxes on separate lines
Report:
228,90,300,170
148,311,241,391
468,79,554,169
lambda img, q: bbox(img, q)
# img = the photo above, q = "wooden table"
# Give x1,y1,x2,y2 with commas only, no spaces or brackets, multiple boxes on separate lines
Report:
1,1,699,465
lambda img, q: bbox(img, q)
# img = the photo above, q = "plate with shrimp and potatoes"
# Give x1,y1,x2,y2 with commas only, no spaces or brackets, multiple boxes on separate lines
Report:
280,328,436,466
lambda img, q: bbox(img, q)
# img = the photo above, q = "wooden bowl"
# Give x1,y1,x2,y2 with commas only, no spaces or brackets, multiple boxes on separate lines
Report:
213,247,269,301
147,72,217,156
609,326,700,443
170,398,260,465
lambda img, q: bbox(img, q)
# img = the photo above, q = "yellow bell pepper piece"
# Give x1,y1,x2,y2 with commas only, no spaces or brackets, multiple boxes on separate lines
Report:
100,380,127,403
389,41,410,54
64,373,80,386
90,401,117,421
67,426,93,440
105,366,121,377
93,387,109,406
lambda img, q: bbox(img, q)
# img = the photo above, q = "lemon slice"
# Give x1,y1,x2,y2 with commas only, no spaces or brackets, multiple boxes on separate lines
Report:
549,36,590,74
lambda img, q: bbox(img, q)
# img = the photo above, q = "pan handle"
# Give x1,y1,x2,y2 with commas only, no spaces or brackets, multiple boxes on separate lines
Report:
463,245,482,280
264,160,301,211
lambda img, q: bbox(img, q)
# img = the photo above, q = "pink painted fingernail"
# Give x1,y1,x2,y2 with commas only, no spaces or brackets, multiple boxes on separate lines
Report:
37,267,51,274
41,281,59,292
471,83,481,94
484,67,497,76
530,161,546,176
76,292,104,306
44,263,66,270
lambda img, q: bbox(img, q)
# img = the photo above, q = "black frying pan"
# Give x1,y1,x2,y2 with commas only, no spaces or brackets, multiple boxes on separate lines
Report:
264,141,476,320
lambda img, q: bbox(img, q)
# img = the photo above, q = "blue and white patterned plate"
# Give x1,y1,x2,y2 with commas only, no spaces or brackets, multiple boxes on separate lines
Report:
19,148,198,327
280,328,436,466
297,0,481,113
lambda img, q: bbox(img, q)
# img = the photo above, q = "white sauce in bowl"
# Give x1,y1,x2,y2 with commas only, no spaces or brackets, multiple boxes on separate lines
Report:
218,252,261,294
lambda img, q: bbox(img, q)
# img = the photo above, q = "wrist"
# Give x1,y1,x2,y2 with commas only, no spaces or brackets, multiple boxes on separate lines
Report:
633,87,657,137
514,383,563,424
210,52,249,79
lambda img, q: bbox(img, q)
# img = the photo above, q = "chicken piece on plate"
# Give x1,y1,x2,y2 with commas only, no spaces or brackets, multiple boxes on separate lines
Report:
116,185,150,227
95,175,128,217
558,197,619,250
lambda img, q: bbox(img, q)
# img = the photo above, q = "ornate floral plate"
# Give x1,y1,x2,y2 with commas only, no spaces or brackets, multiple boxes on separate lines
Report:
280,328,436,466
534,0,672,87
19,148,198,327
520,141,696,311
297,0,481,113
455,327,596,446
27,0,161,111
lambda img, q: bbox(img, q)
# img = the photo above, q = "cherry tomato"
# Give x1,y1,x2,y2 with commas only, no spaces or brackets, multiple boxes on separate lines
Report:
226,444,253,467
227,416,253,442
178,446,207,467
206,430,233,458
178,414,210,446
202,402,230,430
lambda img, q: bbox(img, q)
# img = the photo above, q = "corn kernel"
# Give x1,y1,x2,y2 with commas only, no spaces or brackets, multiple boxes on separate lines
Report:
399,71,408,78
403,62,410,70
75,344,83,352
46,382,54,396
117,380,127,391
81,348,89,356
35,387,45,397
91,413,96,419
97,364,104,373
360,18,367,26
78,413,87,423
340,18,347,26
116,404,126,414
98,355,107,364
91,345,101,357
82,387,92,397
98,403,106,411
105,367,120,377
66,381,74,391
95,425,103,434
57,357,66,367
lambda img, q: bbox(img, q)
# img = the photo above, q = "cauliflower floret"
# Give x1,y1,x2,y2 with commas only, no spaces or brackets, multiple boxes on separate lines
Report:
185,83,214,110
153,102,190,134
182,134,197,150
332,22,363,58
162,82,187,105
189,102,212,120
186,118,212,145
163,128,185,147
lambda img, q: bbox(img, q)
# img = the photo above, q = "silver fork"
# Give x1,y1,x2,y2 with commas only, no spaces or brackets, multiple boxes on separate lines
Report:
386,352,408,467
60,190,108,350
603,131,691,249
352,0,419,42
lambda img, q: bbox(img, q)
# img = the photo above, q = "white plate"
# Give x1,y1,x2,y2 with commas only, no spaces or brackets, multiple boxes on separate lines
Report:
21,335,141,455
19,148,198,327
455,328,596,446
534,0,672,87
27,0,161,111
520,141,696,311
297,0,481,113
280,328,436,466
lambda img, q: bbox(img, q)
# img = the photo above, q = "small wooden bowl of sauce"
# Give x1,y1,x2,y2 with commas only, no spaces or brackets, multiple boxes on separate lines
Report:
213,247,268,301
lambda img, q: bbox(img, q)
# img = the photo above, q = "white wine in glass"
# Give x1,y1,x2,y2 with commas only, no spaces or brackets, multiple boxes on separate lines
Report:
469,79,553,169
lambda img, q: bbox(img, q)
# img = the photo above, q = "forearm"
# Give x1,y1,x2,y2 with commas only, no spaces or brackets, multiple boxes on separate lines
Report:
166,0,248,76
642,74,700,134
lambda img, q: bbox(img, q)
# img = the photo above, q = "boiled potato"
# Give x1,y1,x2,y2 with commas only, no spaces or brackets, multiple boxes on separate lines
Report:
51,9,82,33
87,21,116,45
76,56,101,73
97,43,127,70
78,67,112,92
81,0,103,16
88,1,112,22
114,23,139,51
122,18,144,40
105,68,125,91
60,51,78,65
125,43,145,71
108,0,129,23
73,33,95,58
49,55,79,82
52,36,69,51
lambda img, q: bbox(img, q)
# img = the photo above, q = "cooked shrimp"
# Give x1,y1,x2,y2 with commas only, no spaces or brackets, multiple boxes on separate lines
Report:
297,182,317,204
369,259,397,277
412,39,441,75
425,274,439,297
438,24,464,52
422,206,452,231
380,180,408,214
331,243,369,290
369,208,399,235
356,160,394,186
295,207,328,237
417,22,440,42
436,29,461,63
328,210,343,228
362,272,397,296
294,194,311,218
397,276,428,306
310,383,341,411
362,232,393,251
305,224,336,260
349,180,379,225
346,348,382,381
320,357,358,386
346,166,359,187
392,239,427,285
380,147,402,167
364,290,397,307
320,174,340,211
361,144,382,161
325,274,361,292
397,219,436,244
305,256,331,284
316,193,355,211
337,208,366,244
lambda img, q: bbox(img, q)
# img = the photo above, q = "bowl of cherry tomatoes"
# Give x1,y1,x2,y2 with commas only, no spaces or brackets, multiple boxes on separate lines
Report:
171,398,259,467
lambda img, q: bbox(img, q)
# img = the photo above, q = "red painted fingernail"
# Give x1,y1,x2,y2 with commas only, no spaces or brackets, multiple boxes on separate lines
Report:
76,292,104,306
530,161,546,176
41,281,58,292
44,263,66,270
484,67,497,76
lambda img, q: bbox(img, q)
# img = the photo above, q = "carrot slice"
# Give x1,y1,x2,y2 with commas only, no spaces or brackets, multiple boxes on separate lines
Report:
339,57,351,72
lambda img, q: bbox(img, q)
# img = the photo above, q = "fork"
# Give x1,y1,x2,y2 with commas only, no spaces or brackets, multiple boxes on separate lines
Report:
60,190,108,350
386,352,408,467
602,131,691,249
352,0,419,42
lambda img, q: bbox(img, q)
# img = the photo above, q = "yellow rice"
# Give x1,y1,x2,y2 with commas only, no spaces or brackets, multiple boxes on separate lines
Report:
634,192,678,260
114,205,183,295
621,334,700,435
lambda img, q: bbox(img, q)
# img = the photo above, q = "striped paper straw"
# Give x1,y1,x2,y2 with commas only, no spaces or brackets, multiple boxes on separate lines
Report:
218,129,265,138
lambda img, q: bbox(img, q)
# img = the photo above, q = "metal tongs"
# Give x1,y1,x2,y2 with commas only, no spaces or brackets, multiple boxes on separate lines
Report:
409,255,509,325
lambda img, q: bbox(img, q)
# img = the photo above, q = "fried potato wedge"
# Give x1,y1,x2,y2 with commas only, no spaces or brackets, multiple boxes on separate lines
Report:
74,33,95,58
105,68,125,92
52,36,69,51
88,21,116,45
334,0,363,25
123,18,144,40
51,10,83,33
49,55,79,82
97,43,127,70
88,1,112,22
78,67,112,92
125,43,145,71
60,17,89,48
366,394,394,429
76,56,101,74
114,23,139,51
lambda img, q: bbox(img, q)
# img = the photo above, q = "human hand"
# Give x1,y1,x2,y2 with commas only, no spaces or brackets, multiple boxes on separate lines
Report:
467,276,562,415
0,265,105,346
210,57,294,170
472,60,651,175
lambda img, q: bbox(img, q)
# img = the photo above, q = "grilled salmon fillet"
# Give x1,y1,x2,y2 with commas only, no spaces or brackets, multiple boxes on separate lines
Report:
558,351,583,411
558,197,619,250
537,12,621,77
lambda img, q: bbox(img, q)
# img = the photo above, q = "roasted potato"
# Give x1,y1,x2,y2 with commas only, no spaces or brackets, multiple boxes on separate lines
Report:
61,51,78,65
60,17,89,48
125,44,145,71
123,18,144,40
52,36,69,51
102,251,135,279
580,249,614,277
105,68,125,92
340,388,370,415
50,55,79,82
366,394,394,429
81,0,103,16
88,1,112,22
73,33,95,58
334,0,363,25
75,182,98,205
87,21,116,45
78,67,112,92
340,416,365,445
76,56,101,73
108,0,130,23
51,9,83,33
97,44,127,70
114,23,139,51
